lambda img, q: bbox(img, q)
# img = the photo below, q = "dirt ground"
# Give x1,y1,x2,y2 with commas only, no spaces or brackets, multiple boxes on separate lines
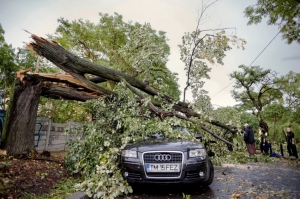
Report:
1,151,300,199
0,151,71,199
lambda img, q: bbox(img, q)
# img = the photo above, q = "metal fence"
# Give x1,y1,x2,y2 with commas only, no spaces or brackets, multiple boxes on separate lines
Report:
34,117,83,152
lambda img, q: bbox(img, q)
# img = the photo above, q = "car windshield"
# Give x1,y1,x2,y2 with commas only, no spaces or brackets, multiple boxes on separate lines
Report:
174,126,190,135
147,132,164,139
146,126,191,140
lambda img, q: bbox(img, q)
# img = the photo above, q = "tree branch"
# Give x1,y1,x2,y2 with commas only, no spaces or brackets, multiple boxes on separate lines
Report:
122,78,233,145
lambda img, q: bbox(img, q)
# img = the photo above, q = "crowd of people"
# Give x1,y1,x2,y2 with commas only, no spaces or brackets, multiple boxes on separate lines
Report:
242,124,298,158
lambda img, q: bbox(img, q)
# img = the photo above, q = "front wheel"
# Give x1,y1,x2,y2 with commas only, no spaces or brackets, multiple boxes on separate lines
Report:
202,159,214,186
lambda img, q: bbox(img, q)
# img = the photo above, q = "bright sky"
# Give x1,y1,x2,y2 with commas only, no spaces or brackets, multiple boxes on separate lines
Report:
0,0,299,107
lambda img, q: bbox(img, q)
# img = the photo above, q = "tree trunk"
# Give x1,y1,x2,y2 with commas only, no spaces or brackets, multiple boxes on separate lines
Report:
4,77,42,156
257,110,269,133
259,119,269,133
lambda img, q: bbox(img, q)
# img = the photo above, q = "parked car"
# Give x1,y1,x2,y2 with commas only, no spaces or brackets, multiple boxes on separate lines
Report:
120,128,214,186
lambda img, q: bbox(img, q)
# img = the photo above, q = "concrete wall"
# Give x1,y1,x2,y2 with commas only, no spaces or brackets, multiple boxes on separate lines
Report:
34,117,83,152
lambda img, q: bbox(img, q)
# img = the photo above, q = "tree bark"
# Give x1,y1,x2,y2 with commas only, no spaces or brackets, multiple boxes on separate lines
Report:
42,84,99,101
4,77,42,155
20,70,108,101
259,119,269,133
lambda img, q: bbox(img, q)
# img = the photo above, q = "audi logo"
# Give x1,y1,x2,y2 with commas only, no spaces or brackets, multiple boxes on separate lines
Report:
154,154,172,161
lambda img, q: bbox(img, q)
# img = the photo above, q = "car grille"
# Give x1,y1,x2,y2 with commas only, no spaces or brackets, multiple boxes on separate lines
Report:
143,152,182,163
146,172,180,177
143,151,183,178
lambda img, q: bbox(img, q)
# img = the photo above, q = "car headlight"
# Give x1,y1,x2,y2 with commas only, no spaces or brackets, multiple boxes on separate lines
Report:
189,149,206,158
121,150,137,158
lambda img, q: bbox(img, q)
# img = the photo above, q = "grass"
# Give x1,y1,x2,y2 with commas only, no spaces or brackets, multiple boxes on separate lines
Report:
0,160,12,169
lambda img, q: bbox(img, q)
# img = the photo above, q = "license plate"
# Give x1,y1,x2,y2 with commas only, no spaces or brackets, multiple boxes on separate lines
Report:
146,163,180,172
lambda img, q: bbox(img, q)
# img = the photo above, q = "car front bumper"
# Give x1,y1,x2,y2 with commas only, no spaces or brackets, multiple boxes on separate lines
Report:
121,151,210,184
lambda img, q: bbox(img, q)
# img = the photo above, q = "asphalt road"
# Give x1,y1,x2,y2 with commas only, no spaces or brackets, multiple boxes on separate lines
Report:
119,160,300,199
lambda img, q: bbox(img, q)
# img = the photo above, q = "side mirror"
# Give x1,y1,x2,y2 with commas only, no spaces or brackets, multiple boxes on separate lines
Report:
195,134,202,140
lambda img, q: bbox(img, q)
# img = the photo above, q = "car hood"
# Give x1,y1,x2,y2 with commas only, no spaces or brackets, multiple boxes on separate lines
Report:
124,138,204,152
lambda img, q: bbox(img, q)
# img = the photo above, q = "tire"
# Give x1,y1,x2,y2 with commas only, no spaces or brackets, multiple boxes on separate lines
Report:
202,159,214,186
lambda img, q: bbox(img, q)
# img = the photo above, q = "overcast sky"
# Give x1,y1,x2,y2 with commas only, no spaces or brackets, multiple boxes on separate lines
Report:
0,0,299,107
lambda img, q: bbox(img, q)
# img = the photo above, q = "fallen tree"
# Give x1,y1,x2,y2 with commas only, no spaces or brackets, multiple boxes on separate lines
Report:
2,34,237,155
31,35,238,132
28,35,237,132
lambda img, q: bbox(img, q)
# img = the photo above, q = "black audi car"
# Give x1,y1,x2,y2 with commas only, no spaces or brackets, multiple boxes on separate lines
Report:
120,129,214,185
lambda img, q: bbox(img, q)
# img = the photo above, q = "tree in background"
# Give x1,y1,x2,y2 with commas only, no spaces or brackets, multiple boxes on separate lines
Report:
276,71,300,109
271,71,300,142
240,111,259,132
262,103,288,141
276,71,300,127
0,24,18,109
229,65,282,132
244,0,300,44
15,48,38,71
177,0,247,159
178,0,246,107
0,23,62,110
38,99,89,123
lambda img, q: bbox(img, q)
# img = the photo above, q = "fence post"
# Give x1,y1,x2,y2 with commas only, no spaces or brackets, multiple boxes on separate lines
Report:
65,121,72,150
45,118,52,151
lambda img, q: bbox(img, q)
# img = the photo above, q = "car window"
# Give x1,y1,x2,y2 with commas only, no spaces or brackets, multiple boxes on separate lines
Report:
145,126,192,140
148,132,164,139
173,126,191,135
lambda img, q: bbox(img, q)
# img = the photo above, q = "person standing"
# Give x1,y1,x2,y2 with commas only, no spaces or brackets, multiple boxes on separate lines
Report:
286,127,298,158
260,130,270,155
243,123,256,156
257,127,264,146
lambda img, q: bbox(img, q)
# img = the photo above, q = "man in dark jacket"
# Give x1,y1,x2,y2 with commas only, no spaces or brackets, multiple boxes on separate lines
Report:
260,130,270,155
243,123,256,155
286,127,298,158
